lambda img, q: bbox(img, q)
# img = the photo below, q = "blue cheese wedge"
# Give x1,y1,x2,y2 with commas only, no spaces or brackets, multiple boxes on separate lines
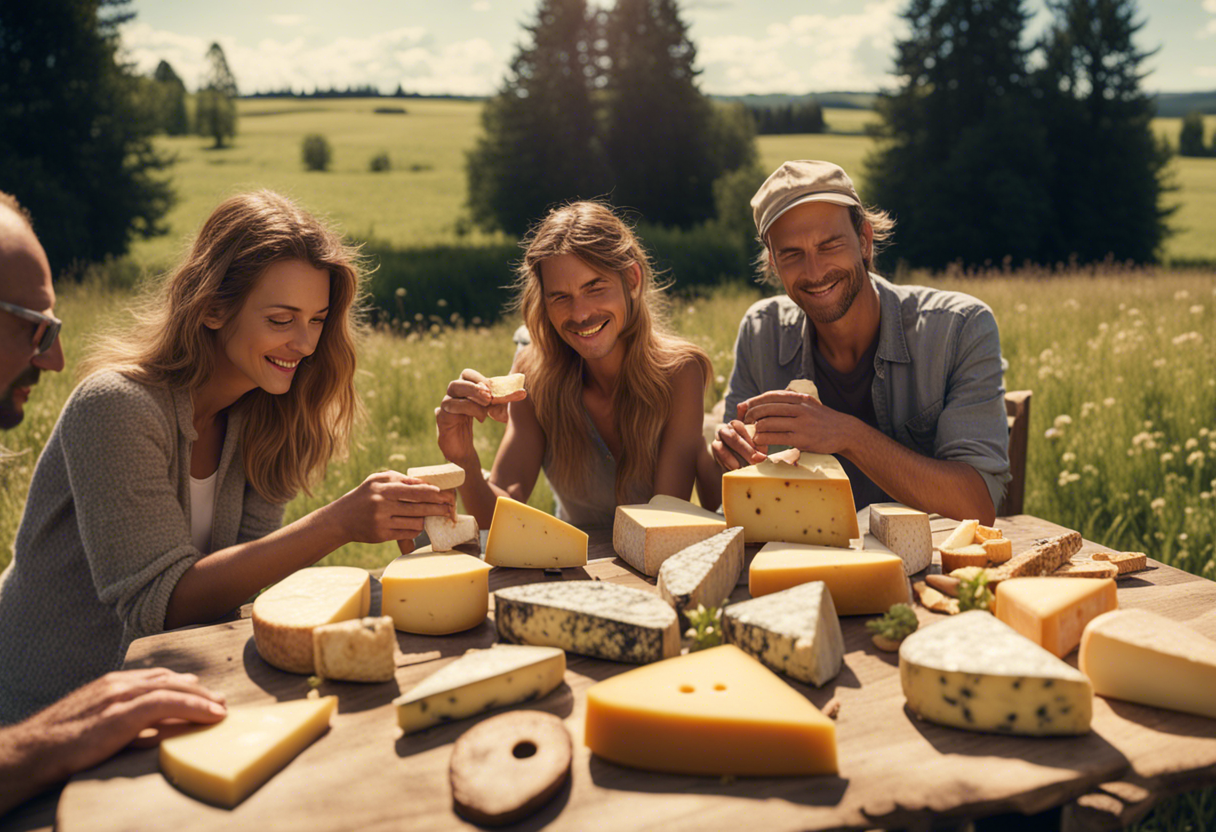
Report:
394,644,565,733
899,611,1093,735
657,527,745,624
720,581,844,687
494,581,679,664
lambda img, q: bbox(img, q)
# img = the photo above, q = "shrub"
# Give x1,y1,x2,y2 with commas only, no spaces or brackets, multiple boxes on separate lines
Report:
369,152,391,172
302,134,332,171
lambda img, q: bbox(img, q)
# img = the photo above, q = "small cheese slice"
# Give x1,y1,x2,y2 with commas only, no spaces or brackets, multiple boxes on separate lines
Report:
424,513,479,552
899,611,1092,735
749,541,909,615
721,581,844,687
381,551,491,635
657,526,745,623
407,462,466,490
160,696,337,807
485,373,526,398
394,644,566,733
252,567,371,674
312,616,396,683
495,581,679,663
940,519,980,551
785,378,821,400
868,503,932,575
584,644,836,776
994,577,1118,658
1080,609,1216,719
485,497,588,568
613,495,727,576
722,453,859,547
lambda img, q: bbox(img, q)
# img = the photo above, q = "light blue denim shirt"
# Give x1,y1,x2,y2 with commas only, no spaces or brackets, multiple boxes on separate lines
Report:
724,273,1011,514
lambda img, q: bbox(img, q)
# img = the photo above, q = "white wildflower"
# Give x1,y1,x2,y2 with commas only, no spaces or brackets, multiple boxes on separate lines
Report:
1151,497,1166,512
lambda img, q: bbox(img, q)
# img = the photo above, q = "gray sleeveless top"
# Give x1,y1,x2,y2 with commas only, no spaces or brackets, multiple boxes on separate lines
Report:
542,412,649,530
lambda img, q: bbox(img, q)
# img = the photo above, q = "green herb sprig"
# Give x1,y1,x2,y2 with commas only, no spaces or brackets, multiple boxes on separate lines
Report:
684,603,724,652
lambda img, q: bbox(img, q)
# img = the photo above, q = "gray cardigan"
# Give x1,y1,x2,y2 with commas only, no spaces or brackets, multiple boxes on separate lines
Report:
0,371,284,724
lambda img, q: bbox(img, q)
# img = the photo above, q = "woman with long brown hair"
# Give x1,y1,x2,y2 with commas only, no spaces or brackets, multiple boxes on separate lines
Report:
435,200,717,530
0,191,452,724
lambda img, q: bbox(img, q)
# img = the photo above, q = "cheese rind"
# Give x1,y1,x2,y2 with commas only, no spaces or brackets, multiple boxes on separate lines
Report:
394,644,566,733
486,373,526,398
252,567,372,674
495,581,679,664
1080,609,1216,719
485,497,588,568
584,644,837,776
723,453,859,547
406,462,466,490
994,577,1118,658
613,495,727,576
159,697,337,807
868,503,932,575
381,551,491,635
657,527,745,623
900,611,1092,735
312,616,396,683
721,581,844,687
424,513,479,552
749,541,909,615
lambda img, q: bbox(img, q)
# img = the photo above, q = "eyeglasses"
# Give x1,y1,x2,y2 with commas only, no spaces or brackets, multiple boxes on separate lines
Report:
0,300,62,355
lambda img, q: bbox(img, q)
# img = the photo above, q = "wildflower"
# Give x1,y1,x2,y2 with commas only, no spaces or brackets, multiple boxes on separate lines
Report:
1057,471,1081,486
686,306,697,315
1187,438,1200,450
437,299,448,308
1103,397,1116,407
1152,358,1167,369
1083,465,1098,476
1127,308,1140,316
1151,497,1166,512
395,287,407,298
1179,533,1189,542
1174,290,1190,300
1160,452,1174,464
1185,506,1195,516
1045,427,1061,441
1202,492,1212,501
1172,332,1202,346
1080,402,1097,418
1054,414,1072,429
1191,305,1204,315
1188,451,1206,467
1015,303,1028,313
1062,452,1076,463
389,453,406,462
715,375,726,385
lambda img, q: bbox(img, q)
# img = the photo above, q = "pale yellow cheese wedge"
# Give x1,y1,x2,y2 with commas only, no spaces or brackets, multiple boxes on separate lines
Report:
381,551,491,634
160,696,337,807
613,494,727,576
1080,609,1216,719
252,567,371,674
485,373,526,398
939,519,980,551
722,453,859,547
485,496,588,568
312,616,396,683
994,577,1118,658
584,644,836,775
748,541,909,615
424,513,479,552
407,462,466,490
785,378,821,400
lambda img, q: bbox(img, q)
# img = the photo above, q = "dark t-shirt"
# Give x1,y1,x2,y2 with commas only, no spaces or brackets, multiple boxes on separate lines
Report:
810,331,893,511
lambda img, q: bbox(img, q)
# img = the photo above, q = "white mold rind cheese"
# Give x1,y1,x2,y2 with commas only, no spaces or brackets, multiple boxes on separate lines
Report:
407,462,466,490
494,581,679,664
657,527,745,623
899,611,1092,736
721,581,844,687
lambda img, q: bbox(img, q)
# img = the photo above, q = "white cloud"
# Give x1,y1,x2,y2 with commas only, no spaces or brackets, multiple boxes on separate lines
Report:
268,14,306,27
472,1,491,11
1196,65,1216,79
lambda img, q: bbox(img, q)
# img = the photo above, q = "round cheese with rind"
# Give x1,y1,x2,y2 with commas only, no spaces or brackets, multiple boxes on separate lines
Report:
252,567,372,674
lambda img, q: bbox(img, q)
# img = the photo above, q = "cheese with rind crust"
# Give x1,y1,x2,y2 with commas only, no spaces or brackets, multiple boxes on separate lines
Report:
584,644,837,775
749,541,909,615
721,581,844,687
1080,608,1216,719
722,453,859,547
994,577,1117,658
495,581,679,664
485,373,526,398
424,513,479,552
868,503,932,575
394,644,566,733
381,551,491,634
312,616,396,683
407,462,466,490
613,494,727,576
657,526,744,623
159,696,337,807
252,567,371,674
485,497,588,568
899,611,1092,735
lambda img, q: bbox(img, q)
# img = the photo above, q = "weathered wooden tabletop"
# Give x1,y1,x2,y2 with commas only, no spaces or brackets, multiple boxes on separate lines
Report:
32,515,1216,831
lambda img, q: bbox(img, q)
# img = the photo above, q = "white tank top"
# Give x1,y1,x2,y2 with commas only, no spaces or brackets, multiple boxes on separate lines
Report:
189,470,218,553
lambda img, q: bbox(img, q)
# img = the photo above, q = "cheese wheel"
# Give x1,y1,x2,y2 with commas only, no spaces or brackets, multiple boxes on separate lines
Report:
252,567,371,674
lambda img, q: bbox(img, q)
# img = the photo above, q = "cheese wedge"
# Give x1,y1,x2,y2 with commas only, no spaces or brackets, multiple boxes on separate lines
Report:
381,551,491,635
1080,609,1216,719
940,519,980,551
614,495,727,576
406,461,466,490
160,696,337,807
749,541,909,615
394,644,566,733
252,567,371,674
722,453,858,547
485,497,588,568
994,577,1117,658
785,378,821,400
657,526,745,624
899,611,1092,735
721,581,844,687
424,513,479,552
486,373,526,397
495,581,679,663
312,616,396,683
584,644,836,775
867,503,932,575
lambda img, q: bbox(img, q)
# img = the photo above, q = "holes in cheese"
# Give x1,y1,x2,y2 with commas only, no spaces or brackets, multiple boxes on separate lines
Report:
381,551,492,635
722,452,859,547
993,577,1117,658
312,616,396,683
252,567,371,674
407,462,466,490
485,496,588,568
749,541,909,615
159,696,337,807
584,644,837,776
613,494,727,577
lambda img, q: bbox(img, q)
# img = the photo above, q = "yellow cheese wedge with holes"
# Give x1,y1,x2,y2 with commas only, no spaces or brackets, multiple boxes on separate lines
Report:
722,453,858,547
252,567,371,674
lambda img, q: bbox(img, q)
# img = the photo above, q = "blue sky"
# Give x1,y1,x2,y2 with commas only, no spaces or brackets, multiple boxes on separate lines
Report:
119,0,1216,97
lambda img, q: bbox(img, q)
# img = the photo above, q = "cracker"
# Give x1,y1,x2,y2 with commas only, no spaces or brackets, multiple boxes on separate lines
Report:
1091,551,1149,575
912,581,959,615
1052,559,1119,579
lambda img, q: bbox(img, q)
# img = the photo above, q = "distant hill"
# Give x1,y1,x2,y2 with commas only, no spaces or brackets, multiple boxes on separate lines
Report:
1153,91,1216,118
714,92,878,110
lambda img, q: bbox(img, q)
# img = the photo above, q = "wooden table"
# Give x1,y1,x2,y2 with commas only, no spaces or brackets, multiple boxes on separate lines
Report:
36,515,1216,831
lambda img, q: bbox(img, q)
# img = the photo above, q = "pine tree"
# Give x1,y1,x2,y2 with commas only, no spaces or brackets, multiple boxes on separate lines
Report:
196,42,238,148
1177,111,1207,158
466,0,604,235
153,60,189,135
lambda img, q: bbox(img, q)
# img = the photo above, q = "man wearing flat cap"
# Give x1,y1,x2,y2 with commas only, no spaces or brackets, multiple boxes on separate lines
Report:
711,160,1010,523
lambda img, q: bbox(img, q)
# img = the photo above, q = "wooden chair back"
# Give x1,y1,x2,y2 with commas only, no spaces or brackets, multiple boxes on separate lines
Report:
1002,390,1032,516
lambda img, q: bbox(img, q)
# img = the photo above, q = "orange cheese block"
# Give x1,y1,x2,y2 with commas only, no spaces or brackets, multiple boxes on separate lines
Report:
584,644,836,776
995,577,1117,658
748,542,910,615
